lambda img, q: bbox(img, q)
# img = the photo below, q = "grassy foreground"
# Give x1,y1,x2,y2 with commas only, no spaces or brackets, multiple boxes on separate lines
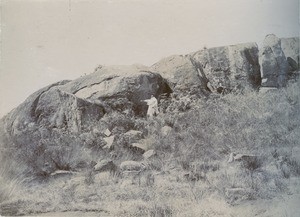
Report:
1,79,300,216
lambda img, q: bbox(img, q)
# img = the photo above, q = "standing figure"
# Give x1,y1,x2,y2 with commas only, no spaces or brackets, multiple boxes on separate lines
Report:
143,95,159,118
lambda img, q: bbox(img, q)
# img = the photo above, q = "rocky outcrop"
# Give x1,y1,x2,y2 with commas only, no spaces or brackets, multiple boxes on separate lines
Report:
0,34,298,177
151,43,261,94
61,65,172,115
259,34,289,87
192,43,261,92
0,65,172,175
33,88,105,132
281,37,299,73
0,80,70,148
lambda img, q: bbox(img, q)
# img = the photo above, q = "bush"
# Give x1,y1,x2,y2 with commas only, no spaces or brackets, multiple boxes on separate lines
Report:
101,111,135,133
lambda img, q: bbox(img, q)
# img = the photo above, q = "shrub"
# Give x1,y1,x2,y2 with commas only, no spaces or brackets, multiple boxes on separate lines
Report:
101,111,135,133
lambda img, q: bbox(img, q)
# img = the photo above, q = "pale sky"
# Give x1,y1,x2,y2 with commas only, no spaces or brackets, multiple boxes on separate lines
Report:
0,0,299,117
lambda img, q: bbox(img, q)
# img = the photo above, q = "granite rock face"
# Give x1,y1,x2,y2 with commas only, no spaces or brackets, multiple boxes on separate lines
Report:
192,43,261,92
259,34,289,87
150,55,207,92
151,43,261,94
281,37,299,73
0,65,171,175
61,65,172,115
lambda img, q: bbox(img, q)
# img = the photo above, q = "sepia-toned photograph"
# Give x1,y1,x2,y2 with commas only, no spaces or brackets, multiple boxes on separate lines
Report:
0,0,299,216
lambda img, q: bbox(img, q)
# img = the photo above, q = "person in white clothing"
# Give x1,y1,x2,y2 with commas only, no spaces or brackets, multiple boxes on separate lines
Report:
143,95,159,118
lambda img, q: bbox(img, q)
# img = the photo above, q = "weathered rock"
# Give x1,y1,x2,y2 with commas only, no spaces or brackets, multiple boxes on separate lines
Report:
129,137,154,152
143,150,156,159
150,55,206,92
152,43,261,95
34,88,105,132
131,143,148,152
0,65,173,175
0,81,67,145
61,65,172,116
50,170,75,178
228,153,258,162
281,37,299,72
103,128,111,137
124,130,143,142
103,136,115,149
259,34,289,87
192,43,261,92
94,159,117,173
0,80,105,175
228,153,262,170
120,161,145,172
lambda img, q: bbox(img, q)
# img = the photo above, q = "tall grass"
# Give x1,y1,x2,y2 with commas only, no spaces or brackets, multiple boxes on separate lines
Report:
152,79,300,163
0,157,25,204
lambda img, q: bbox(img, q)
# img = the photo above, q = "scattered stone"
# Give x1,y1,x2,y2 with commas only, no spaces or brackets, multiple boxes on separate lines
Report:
104,128,111,137
120,161,145,172
234,154,258,162
124,130,143,142
103,135,115,149
228,153,258,163
131,142,149,152
50,170,74,178
94,159,117,173
143,149,156,159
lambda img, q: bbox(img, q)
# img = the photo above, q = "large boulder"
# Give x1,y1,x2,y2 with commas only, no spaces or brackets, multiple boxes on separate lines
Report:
281,37,299,73
150,55,207,93
0,80,71,148
259,34,289,87
151,43,261,95
0,83,106,175
61,65,171,115
192,43,261,92
33,88,105,132
0,65,171,175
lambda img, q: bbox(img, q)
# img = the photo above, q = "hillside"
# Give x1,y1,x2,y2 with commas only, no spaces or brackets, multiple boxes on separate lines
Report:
0,34,300,216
